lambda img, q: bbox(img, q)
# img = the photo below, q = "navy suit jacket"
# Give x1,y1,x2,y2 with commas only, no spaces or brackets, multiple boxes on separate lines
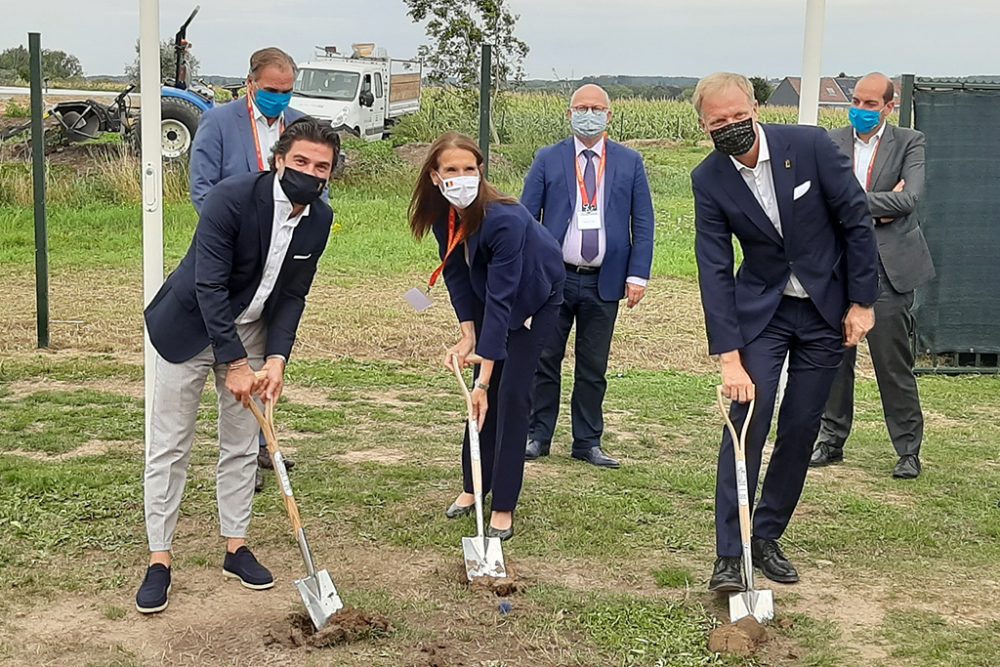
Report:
189,97,306,214
433,201,566,361
521,137,655,301
692,123,879,355
146,171,332,364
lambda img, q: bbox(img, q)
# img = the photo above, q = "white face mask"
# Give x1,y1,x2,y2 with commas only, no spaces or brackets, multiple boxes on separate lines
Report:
435,173,480,209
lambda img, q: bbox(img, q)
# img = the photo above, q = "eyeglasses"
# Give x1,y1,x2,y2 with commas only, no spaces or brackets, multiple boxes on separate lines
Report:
571,105,609,113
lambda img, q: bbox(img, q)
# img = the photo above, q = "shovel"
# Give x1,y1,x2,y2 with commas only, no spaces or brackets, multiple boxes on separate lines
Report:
247,388,344,630
451,354,507,580
716,386,774,624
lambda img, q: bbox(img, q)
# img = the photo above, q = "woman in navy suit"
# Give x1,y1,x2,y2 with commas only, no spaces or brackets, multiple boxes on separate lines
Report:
409,132,565,540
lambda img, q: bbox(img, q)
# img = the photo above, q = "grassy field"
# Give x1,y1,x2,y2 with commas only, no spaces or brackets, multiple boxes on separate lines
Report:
0,99,998,666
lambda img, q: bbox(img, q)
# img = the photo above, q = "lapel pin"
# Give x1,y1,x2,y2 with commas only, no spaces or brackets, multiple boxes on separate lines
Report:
784,159,791,169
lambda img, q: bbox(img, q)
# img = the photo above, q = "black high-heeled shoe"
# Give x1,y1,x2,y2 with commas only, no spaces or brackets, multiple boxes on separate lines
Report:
486,521,514,541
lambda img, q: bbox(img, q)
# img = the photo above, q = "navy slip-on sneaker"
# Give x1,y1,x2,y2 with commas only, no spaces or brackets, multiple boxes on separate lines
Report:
135,563,171,614
222,546,274,590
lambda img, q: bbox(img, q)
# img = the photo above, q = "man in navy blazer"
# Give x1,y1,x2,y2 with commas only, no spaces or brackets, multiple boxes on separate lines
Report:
522,84,655,468
189,47,305,489
136,119,339,616
691,74,879,592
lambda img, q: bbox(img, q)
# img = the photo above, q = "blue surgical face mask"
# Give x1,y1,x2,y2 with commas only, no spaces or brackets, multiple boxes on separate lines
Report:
571,109,609,139
849,106,884,134
254,87,292,119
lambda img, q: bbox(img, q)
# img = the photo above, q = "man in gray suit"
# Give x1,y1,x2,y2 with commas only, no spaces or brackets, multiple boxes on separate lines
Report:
811,72,935,479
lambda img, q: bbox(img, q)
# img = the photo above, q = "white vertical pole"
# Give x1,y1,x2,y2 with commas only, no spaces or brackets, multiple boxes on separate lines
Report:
797,0,826,126
140,0,163,451
778,0,826,411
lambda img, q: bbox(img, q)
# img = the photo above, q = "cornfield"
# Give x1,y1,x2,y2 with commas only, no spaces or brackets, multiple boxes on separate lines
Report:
394,88,852,146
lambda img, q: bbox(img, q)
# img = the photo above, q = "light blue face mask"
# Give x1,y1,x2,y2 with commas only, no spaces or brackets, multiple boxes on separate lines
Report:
254,88,292,119
571,109,609,138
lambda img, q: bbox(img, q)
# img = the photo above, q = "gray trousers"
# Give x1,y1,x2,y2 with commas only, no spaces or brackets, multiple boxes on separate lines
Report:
144,320,265,552
816,270,924,457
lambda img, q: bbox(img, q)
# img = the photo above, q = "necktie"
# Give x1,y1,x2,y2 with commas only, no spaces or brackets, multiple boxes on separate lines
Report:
581,149,599,262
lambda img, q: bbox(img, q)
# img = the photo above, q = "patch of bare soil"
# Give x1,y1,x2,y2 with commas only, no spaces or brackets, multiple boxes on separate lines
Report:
443,560,523,597
3,439,138,462
264,609,393,649
707,616,769,657
335,447,409,464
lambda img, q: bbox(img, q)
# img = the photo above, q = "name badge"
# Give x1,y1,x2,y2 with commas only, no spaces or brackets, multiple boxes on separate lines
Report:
578,206,601,231
403,288,433,312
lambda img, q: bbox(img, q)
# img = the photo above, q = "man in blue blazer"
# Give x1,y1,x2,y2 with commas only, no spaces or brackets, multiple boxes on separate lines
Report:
136,119,339,615
189,47,304,490
522,84,655,468
691,73,879,592
190,47,302,214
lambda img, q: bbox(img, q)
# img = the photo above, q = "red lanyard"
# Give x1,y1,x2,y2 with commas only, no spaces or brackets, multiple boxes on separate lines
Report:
574,135,608,208
428,208,464,289
247,95,285,171
857,134,882,191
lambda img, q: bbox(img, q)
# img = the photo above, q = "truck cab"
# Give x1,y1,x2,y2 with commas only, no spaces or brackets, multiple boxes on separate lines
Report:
290,44,421,143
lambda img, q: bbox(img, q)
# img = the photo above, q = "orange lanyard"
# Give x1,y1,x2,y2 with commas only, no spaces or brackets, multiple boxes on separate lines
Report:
574,135,608,209
855,134,881,191
247,95,285,171
428,208,464,290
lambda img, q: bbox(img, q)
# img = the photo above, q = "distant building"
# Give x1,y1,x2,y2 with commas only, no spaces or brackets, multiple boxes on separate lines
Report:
767,76,902,108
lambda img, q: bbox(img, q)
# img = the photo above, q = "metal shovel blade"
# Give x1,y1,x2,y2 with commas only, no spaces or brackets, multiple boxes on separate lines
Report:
462,536,507,580
729,588,775,624
294,569,345,630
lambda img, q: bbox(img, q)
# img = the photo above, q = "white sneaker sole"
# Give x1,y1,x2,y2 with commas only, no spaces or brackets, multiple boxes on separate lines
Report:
136,584,171,614
223,569,275,590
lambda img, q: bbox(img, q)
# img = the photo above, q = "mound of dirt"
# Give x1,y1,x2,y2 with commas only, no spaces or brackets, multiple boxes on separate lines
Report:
443,560,523,597
265,608,394,649
707,616,770,657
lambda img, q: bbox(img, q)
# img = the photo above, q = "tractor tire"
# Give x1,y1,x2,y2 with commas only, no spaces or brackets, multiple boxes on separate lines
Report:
160,97,203,160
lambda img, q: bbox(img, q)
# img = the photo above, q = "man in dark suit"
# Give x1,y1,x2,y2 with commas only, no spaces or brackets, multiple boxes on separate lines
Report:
135,119,339,615
521,84,655,468
691,73,879,592
189,47,306,490
811,72,935,480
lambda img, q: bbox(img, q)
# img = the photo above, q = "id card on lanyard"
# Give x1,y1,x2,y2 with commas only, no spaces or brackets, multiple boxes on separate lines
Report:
403,208,464,312
248,96,285,171
575,139,607,230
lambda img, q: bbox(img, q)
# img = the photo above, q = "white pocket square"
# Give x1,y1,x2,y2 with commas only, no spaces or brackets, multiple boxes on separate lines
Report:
292,253,312,260
793,181,812,200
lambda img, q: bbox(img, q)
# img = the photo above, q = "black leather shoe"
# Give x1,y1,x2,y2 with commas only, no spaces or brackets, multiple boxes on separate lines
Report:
445,501,475,519
525,439,550,461
135,563,171,614
253,467,265,494
223,546,274,590
810,442,844,467
258,448,294,470
572,447,620,468
893,454,921,479
486,524,514,541
751,538,799,583
708,557,744,592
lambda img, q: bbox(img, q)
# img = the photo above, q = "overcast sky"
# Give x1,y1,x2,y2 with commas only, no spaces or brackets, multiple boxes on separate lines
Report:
3,0,996,80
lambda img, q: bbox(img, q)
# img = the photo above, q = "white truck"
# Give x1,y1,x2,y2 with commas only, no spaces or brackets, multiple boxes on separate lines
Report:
290,43,422,142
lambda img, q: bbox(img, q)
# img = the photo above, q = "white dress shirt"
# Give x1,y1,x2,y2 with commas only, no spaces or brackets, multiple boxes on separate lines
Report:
250,97,283,170
564,136,647,287
853,121,887,190
730,125,808,298
236,175,310,325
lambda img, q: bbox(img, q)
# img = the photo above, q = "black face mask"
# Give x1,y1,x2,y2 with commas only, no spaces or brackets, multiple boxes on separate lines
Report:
710,118,757,156
278,165,326,206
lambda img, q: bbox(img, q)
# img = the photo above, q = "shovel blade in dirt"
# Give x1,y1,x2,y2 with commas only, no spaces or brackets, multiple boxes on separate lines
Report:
729,588,774,624
294,569,344,630
463,535,507,580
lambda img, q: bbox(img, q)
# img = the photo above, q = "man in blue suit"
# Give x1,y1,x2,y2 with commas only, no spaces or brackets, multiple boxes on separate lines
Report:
189,47,303,490
136,119,339,615
691,73,879,592
522,84,655,468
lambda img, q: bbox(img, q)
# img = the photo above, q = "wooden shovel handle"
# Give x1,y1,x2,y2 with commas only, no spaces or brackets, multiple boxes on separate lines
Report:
247,398,304,535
